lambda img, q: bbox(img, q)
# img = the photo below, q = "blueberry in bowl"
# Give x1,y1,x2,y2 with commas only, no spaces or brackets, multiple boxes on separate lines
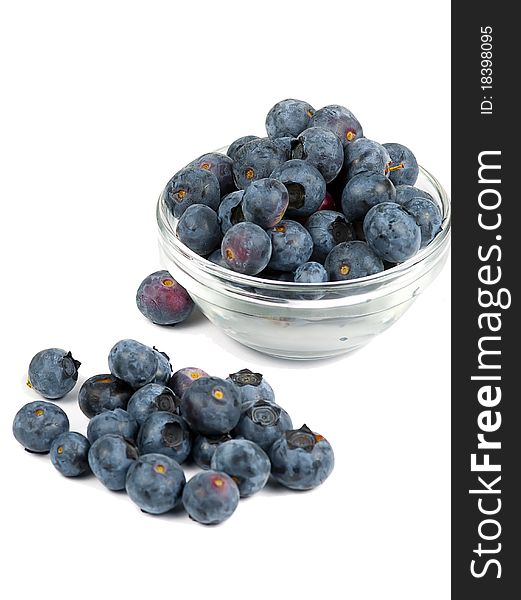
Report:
305,210,355,263
164,167,220,218
157,103,450,360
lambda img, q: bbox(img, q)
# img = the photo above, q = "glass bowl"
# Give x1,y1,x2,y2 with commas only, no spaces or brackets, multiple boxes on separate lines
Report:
157,154,451,360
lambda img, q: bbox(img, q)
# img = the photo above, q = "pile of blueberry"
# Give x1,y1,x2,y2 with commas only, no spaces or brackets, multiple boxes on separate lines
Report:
13,344,334,525
164,99,443,282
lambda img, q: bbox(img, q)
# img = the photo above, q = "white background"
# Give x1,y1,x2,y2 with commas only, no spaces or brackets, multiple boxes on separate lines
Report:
0,1,450,598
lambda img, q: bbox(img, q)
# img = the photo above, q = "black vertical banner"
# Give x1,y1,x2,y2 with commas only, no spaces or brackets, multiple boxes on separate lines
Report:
452,4,518,598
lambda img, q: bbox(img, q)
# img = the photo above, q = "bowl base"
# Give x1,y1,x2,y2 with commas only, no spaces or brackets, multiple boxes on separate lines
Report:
223,336,369,361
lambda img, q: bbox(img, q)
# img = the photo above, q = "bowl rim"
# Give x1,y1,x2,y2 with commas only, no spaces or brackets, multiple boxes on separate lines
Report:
157,162,451,292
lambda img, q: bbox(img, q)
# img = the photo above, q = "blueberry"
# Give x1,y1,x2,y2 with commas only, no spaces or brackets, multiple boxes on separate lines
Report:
383,143,419,186
136,270,195,326
310,104,363,147
324,241,384,281
234,400,292,451
50,432,90,477
242,178,289,228
270,159,326,218
291,127,343,183
403,197,442,247
13,401,69,453
192,433,233,470
168,367,209,399
207,249,230,268
227,368,275,412
395,185,435,206
211,439,270,498
294,261,328,283
218,190,245,234
344,138,391,179
78,374,133,418
182,470,240,525
269,424,334,491
27,348,81,399
226,135,260,161
180,376,241,435
127,383,179,426
88,434,139,491
187,152,235,196
164,166,221,218
265,98,315,139
176,203,221,257
341,171,396,221
267,220,313,272
305,210,355,263
125,453,186,514
137,411,192,464
232,138,287,190
364,202,422,263
108,339,158,389
87,409,138,444
221,222,272,275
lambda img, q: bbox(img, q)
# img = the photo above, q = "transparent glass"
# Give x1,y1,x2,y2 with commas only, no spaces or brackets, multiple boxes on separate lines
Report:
157,152,451,360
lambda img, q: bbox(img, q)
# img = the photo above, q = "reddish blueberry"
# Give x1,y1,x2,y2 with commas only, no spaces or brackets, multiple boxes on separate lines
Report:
318,191,337,211
168,367,209,399
136,270,194,326
310,104,363,147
